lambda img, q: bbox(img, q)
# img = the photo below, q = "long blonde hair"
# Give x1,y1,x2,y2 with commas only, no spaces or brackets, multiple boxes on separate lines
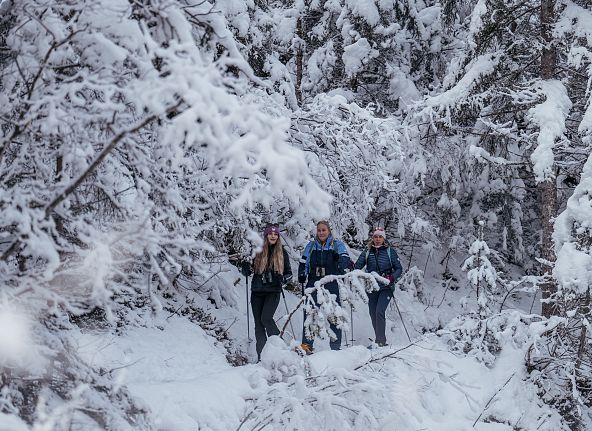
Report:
254,236,285,274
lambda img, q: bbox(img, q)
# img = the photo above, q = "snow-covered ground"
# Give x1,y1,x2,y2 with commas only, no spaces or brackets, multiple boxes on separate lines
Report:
69,282,562,431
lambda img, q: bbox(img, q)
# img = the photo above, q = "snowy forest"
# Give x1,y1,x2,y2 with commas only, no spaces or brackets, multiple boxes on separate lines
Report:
1,0,592,429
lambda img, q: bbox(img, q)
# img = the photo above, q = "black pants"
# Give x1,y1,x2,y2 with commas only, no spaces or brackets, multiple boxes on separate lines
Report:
251,291,281,359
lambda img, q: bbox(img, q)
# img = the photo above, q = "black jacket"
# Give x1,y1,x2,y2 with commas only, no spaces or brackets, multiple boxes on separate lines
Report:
250,247,292,293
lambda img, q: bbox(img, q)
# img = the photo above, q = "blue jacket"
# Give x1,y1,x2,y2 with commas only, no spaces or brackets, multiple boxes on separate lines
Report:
298,235,350,293
354,245,403,290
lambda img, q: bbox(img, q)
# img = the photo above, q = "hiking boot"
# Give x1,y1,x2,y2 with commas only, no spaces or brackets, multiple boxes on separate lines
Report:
299,343,314,355
367,341,388,349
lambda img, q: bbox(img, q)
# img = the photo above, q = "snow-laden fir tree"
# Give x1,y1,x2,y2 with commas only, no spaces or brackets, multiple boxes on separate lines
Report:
533,151,592,419
462,221,499,316
407,0,592,281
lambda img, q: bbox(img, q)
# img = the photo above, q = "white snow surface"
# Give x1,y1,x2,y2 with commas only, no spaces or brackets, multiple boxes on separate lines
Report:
424,52,500,111
346,0,380,27
68,306,561,431
74,318,255,431
554,153,592,295
528,80,572,182
468,0,487,49
0,303,46,374
342,38,378,78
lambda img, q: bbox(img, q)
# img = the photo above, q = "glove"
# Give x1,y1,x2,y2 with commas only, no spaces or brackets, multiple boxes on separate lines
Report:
386,274,395,284
298,274,306,284
332,250,340,262
240,261,252,277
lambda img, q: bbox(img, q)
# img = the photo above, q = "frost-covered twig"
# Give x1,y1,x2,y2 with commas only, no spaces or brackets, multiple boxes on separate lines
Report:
1,103,182,264
279,295,305,337
354,340,420,370
472,372,515,427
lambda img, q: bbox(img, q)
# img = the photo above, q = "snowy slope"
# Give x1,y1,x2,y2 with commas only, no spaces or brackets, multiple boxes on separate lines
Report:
68,306,564,431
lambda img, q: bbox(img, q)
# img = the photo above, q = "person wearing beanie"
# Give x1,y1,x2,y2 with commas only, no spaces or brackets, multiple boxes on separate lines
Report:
246,223,292,361
297,220,351,354
354,227,403,347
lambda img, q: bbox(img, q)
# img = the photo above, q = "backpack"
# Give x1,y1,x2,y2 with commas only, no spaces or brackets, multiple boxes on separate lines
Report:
308,237,339,256
308,238,353,273
365,247,394,272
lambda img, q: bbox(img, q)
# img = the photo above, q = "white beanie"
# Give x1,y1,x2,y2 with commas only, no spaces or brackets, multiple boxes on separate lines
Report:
372,227,386,239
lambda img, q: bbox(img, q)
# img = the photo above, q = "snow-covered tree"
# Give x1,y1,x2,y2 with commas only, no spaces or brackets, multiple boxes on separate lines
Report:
537,152,592,417
299,270,387,345
0,0,329,426
462,221,499,316
3,0,592,427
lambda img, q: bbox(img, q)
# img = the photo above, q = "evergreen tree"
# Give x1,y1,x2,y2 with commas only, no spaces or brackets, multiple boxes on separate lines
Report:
462,221,499,316
550,152,592,410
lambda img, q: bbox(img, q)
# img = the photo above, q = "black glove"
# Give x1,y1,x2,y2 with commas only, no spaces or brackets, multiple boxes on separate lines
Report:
332,249,340,262
298,274,306,283
283,274,295,290
240,261,252,277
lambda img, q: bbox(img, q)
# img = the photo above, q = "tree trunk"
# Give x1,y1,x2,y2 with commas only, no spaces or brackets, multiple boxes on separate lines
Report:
539,180,557,317
54,153,66,236
541,0,556,79
575,288,590,375
539,0,558,318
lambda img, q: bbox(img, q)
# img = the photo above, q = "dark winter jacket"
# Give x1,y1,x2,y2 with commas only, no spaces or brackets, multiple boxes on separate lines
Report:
354,245,403,290
250,247,292,293
298,235,350,293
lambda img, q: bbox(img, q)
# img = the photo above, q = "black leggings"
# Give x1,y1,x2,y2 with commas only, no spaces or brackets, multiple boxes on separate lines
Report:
251,291,281,359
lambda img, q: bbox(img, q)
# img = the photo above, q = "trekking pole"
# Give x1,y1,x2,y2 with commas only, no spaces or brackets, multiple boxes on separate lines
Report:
281,286,296,339
350,304,355,345
280,296,306,337
245,274,251,340
392,296,411,342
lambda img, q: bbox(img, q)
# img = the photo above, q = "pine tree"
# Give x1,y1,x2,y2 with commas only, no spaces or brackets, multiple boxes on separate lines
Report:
462,221,499,316
552,152,592,402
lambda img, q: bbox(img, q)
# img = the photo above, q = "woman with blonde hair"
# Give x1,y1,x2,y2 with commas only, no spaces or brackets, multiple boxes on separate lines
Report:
245,223,292,361
354,227,402,347
297,220,351,353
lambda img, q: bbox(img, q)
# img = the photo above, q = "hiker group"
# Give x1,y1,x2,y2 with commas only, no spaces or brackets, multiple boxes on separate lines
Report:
237,220,403,361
